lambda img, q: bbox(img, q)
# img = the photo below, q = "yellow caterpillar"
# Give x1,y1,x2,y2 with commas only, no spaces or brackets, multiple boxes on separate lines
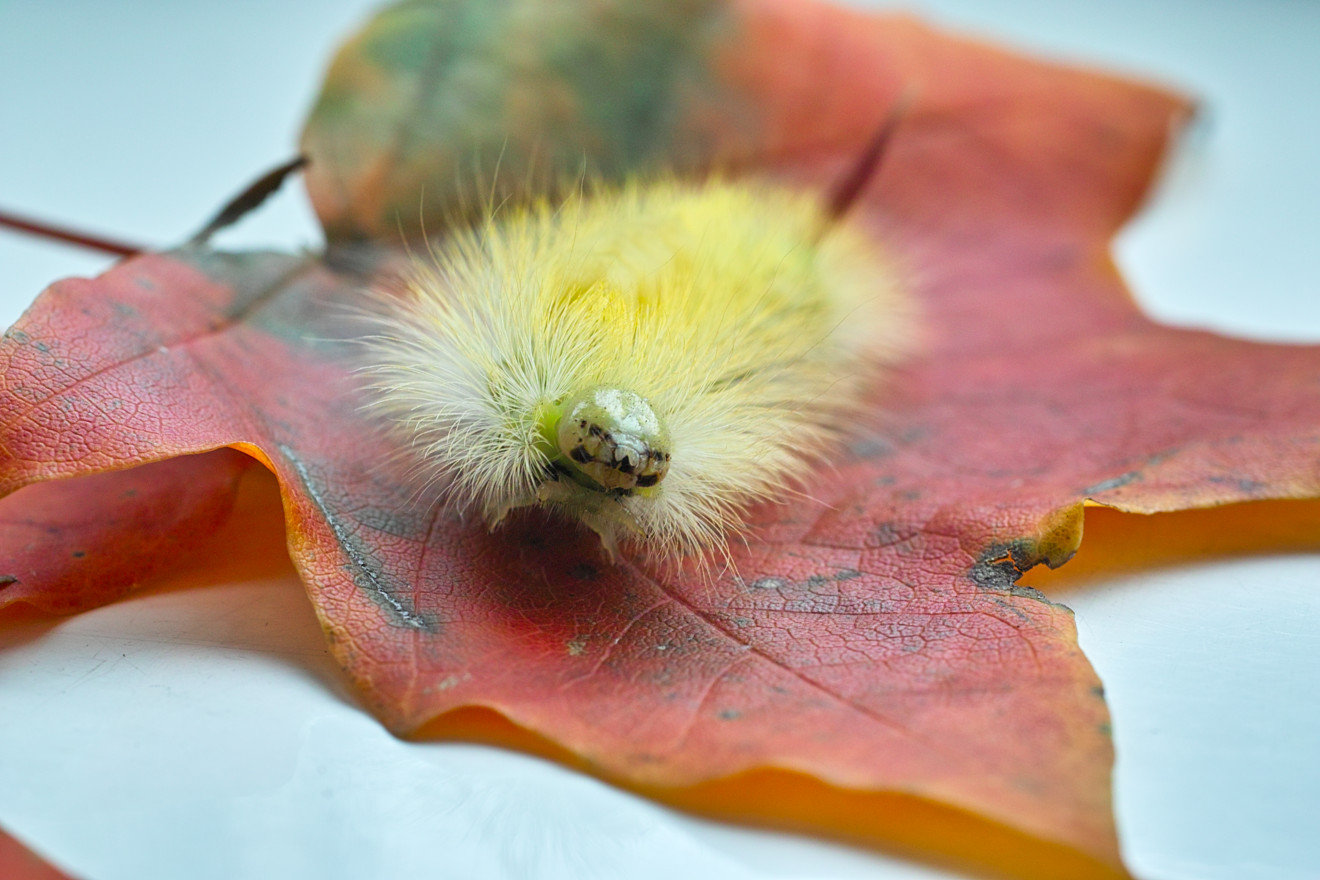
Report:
361,176,909,562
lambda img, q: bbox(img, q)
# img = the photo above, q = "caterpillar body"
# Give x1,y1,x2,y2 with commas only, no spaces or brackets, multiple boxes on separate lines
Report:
362,177,908,563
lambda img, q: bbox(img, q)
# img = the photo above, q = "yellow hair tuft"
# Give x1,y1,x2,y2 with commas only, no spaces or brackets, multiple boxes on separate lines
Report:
361,177,911,563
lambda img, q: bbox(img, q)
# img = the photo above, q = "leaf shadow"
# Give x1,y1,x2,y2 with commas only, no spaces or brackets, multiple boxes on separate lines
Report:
0,464,356,711
411,706,1129,880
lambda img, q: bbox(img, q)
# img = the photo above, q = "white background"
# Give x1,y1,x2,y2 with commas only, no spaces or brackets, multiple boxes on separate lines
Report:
1,2,1317,878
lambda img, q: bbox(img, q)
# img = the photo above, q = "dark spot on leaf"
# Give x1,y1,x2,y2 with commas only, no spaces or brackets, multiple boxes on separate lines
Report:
1091,685,1105,699
71,551,86,559
970,540,1056,604
871,522,919,549
718,709,741,720
1208,475,1265,493
989,596,1031,622
0,576,17,589
568,563,599,581
740,569,868,595
1084,471,1140,494
849,436,894,458
1097,722,1112,738
976,562,1013,588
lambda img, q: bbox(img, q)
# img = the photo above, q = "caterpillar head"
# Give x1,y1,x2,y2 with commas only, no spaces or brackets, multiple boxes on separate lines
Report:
553,386,671,493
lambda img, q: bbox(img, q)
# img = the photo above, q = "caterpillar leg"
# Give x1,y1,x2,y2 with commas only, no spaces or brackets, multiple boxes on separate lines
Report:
535,479,642,563
484,491,540,530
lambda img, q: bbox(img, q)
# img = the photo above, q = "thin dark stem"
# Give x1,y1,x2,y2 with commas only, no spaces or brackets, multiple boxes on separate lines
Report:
189,155,308,246
822,85,916,225
0,209,144,258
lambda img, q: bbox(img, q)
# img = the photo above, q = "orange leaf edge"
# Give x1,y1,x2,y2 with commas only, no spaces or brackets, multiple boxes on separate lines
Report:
1031,498,1320,590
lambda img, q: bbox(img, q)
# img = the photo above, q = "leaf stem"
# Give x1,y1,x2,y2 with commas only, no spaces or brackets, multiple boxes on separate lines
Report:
189,155,308,246
0,209,143,258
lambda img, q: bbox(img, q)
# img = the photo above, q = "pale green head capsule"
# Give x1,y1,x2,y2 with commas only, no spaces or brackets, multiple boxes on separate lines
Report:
553,386,671,492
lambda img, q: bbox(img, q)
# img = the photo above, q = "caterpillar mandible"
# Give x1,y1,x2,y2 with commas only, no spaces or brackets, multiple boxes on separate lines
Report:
361,124,912,564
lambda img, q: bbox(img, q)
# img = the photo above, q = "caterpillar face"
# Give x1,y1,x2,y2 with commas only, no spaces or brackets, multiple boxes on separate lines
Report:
553,387,671,493
360,178,910,563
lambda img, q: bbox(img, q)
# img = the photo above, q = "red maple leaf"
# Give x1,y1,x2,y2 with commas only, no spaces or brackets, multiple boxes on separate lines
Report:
3,2,1318,877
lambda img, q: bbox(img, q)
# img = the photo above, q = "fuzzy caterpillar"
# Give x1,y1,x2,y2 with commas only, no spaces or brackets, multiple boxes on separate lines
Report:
361,176,909,563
